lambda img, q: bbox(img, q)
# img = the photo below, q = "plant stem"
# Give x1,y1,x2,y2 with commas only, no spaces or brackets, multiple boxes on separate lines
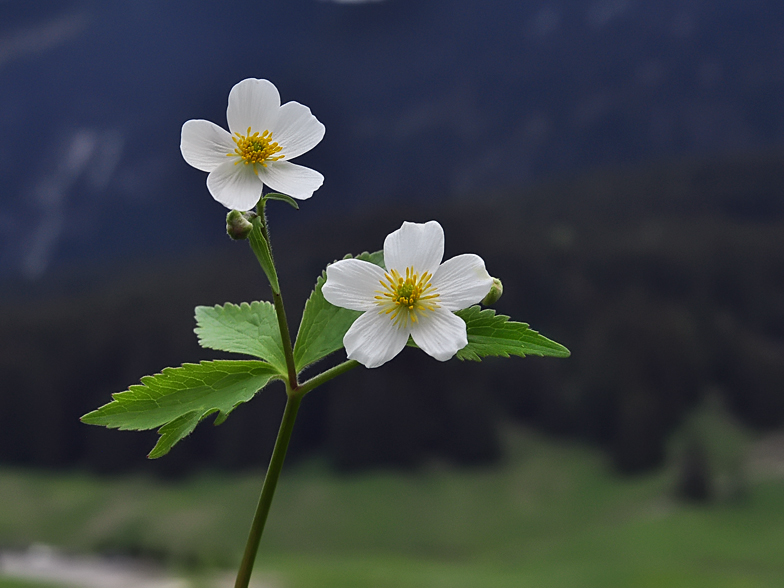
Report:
231,360,356,588
234,391,302,588
255,200,298,387
272,291,298,387
234,198,357,587
295,359,360,398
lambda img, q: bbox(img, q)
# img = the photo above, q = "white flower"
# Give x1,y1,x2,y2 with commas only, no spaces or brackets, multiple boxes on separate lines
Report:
322,220,494,368
180,78,326,211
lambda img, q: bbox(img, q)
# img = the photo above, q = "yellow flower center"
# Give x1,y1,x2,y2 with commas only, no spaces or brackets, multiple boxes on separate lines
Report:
375,267,440,327
228,127,285,167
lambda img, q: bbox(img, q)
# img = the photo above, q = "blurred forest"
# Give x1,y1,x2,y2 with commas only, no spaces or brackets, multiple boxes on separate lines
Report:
1,152,782,476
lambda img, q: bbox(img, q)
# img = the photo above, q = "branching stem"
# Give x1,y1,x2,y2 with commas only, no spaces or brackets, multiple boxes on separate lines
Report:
235,197,360,588
295,359,359,398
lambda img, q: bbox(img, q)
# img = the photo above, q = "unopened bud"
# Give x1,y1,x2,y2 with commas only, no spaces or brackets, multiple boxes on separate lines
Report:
482,277,503,306
226,210,256,240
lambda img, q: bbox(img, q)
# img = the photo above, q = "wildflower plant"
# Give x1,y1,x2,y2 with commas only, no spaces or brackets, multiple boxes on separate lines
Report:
82,78,570,588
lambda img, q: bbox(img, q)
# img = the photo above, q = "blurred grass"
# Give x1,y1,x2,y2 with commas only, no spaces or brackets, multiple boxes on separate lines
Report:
0,581,63,588
1,427,783,587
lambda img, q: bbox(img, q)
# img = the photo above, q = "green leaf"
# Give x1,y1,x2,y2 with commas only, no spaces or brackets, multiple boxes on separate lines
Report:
454,305,571,361
81,360,279,458
149,411,202,459
263,192,300,209
194,302,288,375
293,251,384,371
350,249,385,267
248,216,280,294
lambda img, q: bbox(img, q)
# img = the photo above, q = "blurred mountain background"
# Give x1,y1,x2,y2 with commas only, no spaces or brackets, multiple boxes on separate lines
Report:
1,0,783,479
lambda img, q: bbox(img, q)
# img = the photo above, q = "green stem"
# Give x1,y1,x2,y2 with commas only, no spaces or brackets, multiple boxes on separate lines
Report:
255,200,298,387
231,364,357,588
234,198,359,587
272,290,298,387
295,359,360,398
234,392,302,588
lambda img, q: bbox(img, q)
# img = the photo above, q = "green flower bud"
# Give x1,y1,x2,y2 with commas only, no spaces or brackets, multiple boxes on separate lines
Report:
226,210,256,240
481,277,503,306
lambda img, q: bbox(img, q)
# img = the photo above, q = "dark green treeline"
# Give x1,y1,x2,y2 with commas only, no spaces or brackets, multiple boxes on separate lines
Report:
1,154,783,475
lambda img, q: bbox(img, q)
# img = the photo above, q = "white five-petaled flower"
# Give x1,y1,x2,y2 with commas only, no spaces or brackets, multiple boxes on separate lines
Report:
180,78,326,211
322,221,494,368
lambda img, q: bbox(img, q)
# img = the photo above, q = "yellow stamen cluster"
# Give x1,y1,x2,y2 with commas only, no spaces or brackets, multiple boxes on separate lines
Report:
228,127,284,167
375,267,440,327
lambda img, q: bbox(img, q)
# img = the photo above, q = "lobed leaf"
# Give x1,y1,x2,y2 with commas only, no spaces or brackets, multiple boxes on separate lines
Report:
81,360,280,458
149,411,202,459
293,251,384,371
195,301,287,375
455,305,571,361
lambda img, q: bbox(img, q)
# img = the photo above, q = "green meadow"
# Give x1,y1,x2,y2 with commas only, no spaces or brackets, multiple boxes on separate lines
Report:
0,581,62,588
1,427,783,588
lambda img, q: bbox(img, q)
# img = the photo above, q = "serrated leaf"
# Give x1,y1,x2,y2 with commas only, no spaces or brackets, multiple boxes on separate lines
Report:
248,217,280,294
148,411,202,459
293,251,384,371
81,360,279,458
263,192,299,209
454,305,571,361
344,250,385,266
194,302,288,374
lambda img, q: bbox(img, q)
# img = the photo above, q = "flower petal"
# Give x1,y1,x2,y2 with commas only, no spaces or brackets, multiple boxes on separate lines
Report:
271,101,326,160
343,310,410,368
206,160,263,211
410,307,468,362
323,259,387,312
180,119,235,172
431,254,493,311
383,220,444,276
257,161,324,200
227,78,281,136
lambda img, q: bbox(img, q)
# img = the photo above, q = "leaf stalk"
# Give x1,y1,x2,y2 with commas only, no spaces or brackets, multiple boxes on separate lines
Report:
294,359,359,398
